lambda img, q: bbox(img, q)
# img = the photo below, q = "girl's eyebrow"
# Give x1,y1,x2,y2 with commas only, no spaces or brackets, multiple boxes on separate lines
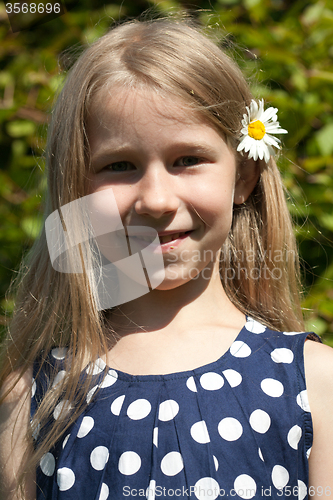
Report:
91,142,220,165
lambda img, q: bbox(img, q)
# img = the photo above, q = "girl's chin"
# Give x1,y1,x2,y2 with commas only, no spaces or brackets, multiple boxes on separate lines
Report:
154,268,203,291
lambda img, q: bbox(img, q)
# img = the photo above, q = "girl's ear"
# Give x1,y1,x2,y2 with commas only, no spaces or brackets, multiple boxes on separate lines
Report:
234,158,261,205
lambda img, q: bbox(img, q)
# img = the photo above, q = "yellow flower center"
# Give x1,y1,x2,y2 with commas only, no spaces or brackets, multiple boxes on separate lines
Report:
248,120,266,140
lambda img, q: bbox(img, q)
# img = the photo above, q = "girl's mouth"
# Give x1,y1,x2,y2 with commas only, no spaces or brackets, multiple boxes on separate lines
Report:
159,231,191,244
121,229,194,255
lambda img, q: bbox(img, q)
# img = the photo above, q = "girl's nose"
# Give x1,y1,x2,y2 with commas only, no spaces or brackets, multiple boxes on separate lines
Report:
134,165,180,219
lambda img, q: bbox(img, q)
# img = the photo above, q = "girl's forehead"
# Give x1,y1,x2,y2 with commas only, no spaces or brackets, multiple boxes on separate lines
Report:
87,86,210,130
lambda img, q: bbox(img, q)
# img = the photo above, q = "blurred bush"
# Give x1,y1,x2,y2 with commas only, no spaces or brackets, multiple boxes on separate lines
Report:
0,0,332,343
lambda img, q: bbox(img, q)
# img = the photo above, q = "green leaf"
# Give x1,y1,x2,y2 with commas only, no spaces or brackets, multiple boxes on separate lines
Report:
305,317,328,336
6,120,36,138
315,123,333,156
21,216,43,239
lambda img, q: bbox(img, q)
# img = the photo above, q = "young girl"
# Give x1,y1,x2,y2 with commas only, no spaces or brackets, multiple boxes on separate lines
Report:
1,16,333,500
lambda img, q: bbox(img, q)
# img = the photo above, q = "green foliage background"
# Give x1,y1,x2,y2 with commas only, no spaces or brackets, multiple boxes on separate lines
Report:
0,0,332,343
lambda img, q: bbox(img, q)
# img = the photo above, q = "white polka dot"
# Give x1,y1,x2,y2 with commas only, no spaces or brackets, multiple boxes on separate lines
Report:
99,483,109,500
90,446,109,471
261,378,284,397
298,480,307,500
194,477,220,500
31,378,36,398
53,400,72,420
283,331,303,336
249,409,271,434
158,400,179,421
52,370,67,388
62,434,70,448
40,453,55,476
287,425,302,450
258,448,264,461
118,451,141,475
230,341,251,358
86,358,106,375
161,451,184,476
234,474,257,499
100,370,118,388
245,317,266,334
77,416,94,438
271,348,294,364
153,427,158,447
111,395,125,416
127,399,151,420
307,447,312,459
51,347,68,360
200,372,224,390
147,479,156,500
272,465,289,489
218,417,243,441
296,390,311,412
190,420,210,444
213,455,219,471
57,467,75,491
186,376,197,392
222,369,242,387
87,385,98,404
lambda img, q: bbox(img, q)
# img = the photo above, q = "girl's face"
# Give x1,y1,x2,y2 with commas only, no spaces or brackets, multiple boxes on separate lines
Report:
87,88,249,290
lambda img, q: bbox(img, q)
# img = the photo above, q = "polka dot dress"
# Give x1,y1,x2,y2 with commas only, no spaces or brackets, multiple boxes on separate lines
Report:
31,318,316,499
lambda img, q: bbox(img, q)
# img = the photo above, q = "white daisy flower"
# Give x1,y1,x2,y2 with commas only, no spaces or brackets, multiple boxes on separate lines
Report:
237,99,288,163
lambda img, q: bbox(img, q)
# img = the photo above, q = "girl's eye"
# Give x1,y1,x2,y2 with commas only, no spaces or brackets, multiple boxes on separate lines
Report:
105,161,133,172
176,156,201,167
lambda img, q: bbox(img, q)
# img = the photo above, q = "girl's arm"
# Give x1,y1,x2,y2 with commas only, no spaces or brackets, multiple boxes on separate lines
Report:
0,366,36,500
304,340,333,498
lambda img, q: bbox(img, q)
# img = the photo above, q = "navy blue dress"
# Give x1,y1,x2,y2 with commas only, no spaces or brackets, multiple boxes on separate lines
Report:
31,317,316,499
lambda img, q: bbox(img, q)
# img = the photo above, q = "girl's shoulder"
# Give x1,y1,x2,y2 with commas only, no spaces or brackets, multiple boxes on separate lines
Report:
303,339,333,490
303,338,333,408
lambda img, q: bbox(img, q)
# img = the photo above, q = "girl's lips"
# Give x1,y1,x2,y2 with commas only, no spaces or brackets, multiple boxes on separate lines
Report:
123,230,194,255
158,231,191,244
158,231,193,252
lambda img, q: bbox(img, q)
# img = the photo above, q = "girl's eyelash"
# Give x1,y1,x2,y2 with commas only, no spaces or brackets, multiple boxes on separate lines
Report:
102,156,204,172
175,156,203,167
104,161,134,172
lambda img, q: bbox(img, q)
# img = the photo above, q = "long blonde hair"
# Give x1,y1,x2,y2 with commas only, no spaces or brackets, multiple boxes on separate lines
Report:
0,15,304,494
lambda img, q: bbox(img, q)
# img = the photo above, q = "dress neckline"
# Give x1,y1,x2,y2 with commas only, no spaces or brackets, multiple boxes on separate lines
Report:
97,315,250,382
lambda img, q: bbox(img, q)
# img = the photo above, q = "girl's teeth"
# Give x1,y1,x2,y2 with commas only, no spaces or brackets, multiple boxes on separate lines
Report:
161,235,173,244
160,232,184,244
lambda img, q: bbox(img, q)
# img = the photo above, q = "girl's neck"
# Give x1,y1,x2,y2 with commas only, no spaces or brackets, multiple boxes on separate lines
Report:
104,260,246,376
108,259,244,337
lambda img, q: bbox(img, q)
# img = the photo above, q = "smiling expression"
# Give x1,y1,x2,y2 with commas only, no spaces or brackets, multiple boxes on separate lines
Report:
86,88,242,290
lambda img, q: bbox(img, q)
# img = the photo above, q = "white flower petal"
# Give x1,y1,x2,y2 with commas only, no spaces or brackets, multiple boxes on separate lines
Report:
241,117,248,128
264,123,283,133
258,144,264,160
250,100,259,118
262,107,278,122
250,141,259,161
263,134,280,148
257,100,265,121
237,135,252,153
263,144,271,163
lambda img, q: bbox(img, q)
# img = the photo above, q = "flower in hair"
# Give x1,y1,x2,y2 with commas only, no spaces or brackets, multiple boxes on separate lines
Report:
237,99,288,163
